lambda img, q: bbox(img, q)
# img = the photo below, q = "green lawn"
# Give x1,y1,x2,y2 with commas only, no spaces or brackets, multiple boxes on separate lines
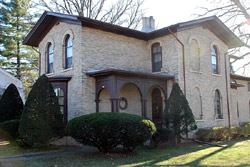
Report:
0,139,250,167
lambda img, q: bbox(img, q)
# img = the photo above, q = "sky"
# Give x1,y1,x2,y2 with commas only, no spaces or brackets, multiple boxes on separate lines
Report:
143,0,211,28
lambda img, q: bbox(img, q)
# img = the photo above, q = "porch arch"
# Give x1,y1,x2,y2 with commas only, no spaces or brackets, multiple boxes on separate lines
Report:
87,69,175,119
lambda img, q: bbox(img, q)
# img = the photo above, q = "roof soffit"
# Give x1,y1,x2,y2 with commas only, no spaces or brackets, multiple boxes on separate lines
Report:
23,12,243,49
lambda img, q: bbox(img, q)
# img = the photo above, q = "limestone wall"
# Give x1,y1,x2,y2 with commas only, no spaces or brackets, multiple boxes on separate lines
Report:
162,27,231,128
39,22,84,120
231,80,250,125
38,21,245,129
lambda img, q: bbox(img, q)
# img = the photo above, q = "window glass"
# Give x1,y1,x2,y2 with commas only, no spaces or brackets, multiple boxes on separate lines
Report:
47,43,53,73
214,90,222,119
54,88,65,121
211,46,218,74
152,43,162,72
65,35,72,69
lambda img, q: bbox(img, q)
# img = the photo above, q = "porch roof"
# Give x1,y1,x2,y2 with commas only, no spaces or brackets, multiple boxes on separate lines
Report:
86,69,175,80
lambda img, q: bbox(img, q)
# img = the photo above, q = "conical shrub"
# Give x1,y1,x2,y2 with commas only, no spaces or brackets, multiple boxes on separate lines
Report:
0,83,23,123
165,83,196,144
19,74,64,147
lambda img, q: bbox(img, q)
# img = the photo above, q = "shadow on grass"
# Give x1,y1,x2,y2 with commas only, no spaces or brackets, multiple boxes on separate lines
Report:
118,139,249,167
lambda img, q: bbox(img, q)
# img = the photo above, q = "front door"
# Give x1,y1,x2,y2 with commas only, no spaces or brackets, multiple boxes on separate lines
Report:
152,88,163,127
51,82,68,124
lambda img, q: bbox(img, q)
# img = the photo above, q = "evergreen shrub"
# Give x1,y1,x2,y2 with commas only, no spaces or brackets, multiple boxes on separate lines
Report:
164,83,197,145
19,74,64,147
66,112,156,153
152,127,173,147
0,119,20,140
0,84,23,123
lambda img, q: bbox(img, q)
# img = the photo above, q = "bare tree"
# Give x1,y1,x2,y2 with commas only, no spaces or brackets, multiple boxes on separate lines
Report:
35,0,145,29
196,0,250,76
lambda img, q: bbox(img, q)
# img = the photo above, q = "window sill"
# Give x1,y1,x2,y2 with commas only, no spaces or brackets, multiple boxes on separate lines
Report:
195,120,205,122
46,73,54,76
215,118,224,122
61,68,73,73
212,73,223,77
190,70,202,74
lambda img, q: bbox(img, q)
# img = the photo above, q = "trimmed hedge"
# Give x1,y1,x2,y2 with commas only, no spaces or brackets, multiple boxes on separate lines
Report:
66,112,156,153
0,119,20,140
195,123,250,141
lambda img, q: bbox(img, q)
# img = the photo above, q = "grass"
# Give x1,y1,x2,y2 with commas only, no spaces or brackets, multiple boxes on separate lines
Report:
0,139,249,167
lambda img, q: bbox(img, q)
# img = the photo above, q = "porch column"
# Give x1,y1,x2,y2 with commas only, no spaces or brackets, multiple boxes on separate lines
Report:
110,98,120,112
95,99,100,113
141,99,147,117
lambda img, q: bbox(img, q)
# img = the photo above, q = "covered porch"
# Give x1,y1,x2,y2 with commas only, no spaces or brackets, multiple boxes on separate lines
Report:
87,69,175,126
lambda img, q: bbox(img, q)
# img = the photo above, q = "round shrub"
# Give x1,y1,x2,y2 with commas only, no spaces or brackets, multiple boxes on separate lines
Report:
195,128,213,141
66,112,156,153
0,119,20,140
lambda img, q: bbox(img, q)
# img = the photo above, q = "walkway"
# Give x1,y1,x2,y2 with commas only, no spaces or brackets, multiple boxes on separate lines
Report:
0,148,95,162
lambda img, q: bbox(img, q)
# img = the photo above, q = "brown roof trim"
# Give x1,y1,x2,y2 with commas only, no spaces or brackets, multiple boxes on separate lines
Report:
23,11,244,48
86,69,175,80
48,75,72,82
230,74,250,81
230,83,245,89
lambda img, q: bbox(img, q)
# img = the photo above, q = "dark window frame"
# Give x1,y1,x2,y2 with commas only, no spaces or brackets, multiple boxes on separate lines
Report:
47,43,53,73
214,90,222,119
65,35,72,69
211,46,219,74
151,43,162,72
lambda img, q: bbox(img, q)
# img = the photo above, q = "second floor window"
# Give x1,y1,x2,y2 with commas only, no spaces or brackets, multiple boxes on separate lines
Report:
65,35,72,69
152,43,162,72
211,46,218,74
47,43,53,73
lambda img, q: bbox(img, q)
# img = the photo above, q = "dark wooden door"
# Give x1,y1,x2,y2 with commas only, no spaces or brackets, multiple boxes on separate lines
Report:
51,82,68,124
152,88,163,127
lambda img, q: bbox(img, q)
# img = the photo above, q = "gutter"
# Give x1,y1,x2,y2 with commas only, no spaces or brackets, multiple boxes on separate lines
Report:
224,53,231,127
168,27,186,96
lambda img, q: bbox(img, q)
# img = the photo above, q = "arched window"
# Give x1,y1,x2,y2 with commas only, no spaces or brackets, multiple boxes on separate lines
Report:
214,90,222,119
47,43,53,73
211,46,218,74
192,87,202,120
151,43,162,72
190,39,200,71
65,35,72,69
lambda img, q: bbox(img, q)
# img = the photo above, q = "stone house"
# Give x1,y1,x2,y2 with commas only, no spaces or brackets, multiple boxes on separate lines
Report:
23,11,250,128
0,68,25,102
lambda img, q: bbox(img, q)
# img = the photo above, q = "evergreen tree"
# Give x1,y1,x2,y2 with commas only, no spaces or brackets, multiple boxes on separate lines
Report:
19,74,64,147
0,0,39,94
165,83,197,145
0,83,23,123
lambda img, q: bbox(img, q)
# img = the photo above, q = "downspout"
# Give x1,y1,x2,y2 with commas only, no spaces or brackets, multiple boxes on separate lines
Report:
224,53,231,127
168,28,186,96
32,47,41,77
